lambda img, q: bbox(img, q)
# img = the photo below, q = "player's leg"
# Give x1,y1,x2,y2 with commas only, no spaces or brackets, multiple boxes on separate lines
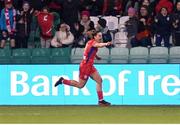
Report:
54,77,87,89
90,70,111,106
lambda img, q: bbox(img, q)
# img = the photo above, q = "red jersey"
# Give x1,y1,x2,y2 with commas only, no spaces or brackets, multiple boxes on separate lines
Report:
79,39,98,80
37,12,54,38
81,39,98,65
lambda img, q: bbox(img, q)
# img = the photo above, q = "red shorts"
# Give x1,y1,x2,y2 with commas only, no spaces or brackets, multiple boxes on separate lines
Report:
79,62,97,80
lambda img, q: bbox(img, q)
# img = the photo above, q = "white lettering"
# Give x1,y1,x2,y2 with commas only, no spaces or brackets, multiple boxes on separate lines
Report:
148,75,161,95
162,75,180,96
11,71,29,96
118,70,131,95
31,75,49,96
102,75,116,96
138,71,145,95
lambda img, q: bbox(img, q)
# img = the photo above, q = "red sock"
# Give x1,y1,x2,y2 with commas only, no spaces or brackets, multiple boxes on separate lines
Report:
62,79,71,85
97,91,103,101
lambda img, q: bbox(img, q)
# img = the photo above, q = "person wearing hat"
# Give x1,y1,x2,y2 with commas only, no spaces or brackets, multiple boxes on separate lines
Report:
80,10,94,34
75,10,95,47
0,0,16,49
96,18,112,44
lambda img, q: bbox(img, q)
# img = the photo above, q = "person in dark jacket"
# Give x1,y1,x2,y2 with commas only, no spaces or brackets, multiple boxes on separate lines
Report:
80,0,103,16
96,18,112,46
0,0,4,12
102,0,123,16
154,7,173,47
125,7,138,48
172,1,180,46
28,0,47,11
131,5,152,47
61,0,80,34
16,1,33,48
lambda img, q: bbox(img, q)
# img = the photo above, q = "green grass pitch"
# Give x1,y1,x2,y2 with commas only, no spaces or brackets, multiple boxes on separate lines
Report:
0,106,180,124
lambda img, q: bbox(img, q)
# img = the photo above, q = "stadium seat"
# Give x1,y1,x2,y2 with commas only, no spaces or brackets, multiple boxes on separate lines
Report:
90,16,99,28
129,47,149,64
169,46,180,63
11,48,31,64
0,49,11,64
114,32,128,48
95,48,110,64
31,48,51,64
149,47,169,63
71,48,84,64
110,47,129,64
103,16,119,31
119,16,129,31
51,47,71,64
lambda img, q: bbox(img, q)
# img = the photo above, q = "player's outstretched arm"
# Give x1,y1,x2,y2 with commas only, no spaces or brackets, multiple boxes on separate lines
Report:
93,42,112,48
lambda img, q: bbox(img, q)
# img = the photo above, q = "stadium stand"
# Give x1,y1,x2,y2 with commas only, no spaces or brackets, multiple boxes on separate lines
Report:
31,48,51,64
51,47,71,64
0,49,11,64
129,47,149,64
114,31,128,47
110,47,129,64
0,0,180,64
90,16,99,28
102,16,119,31
11,48,31,64
149,47,169,64
169,46,180,63
94,48,110,64
71,48,84,64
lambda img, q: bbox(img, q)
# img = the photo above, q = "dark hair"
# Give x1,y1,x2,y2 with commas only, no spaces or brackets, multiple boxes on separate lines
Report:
42,6,50,12
160,7,168,12
92,31,101,38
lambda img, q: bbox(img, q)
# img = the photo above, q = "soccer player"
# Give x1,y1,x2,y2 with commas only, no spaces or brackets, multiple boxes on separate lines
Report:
55,31,112,106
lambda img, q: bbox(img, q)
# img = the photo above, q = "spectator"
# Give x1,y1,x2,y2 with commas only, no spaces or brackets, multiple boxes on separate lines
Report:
131,5,152,47
124,0,140,15
80,10,94,34
13,0,22,10
51,23,74,48
80,0,103,16
47,0,62,18
102,0,123,16
28,0,47,11
0,0,16,49
73,10,95,47
125,7,138,48
73,21,85,47
172,1,180,46
96,18,112,44
0,0,4,12
155,0,173,14
141,0,155,16
61,0,80,34
16,1,33,48
36,6,55,48
154,7,172,47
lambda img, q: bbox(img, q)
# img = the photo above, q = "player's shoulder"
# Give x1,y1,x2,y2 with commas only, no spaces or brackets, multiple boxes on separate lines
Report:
87,39,96,46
